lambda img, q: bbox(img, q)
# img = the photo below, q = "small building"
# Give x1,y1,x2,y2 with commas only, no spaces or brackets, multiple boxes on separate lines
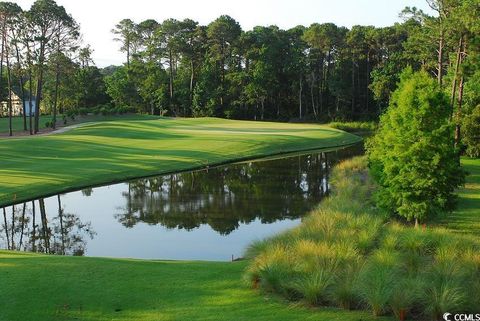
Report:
0,89,37,117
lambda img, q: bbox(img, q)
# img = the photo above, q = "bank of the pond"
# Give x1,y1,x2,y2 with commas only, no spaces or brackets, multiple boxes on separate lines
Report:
0,117,361,207
0,251,393,321
245,156,480,320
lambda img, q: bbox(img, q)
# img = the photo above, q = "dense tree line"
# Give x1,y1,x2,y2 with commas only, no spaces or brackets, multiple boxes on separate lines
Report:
1,0,479,155
106,1,478,127
107,16,411,121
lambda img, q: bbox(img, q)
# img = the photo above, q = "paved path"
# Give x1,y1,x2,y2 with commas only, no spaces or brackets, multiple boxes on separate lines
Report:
0,122,92,139
48,122,92,134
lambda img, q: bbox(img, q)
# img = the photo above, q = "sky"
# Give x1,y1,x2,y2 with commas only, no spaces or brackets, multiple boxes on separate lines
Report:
13,0,433,67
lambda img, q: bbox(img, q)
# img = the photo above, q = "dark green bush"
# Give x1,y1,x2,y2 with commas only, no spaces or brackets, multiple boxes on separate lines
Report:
78,108,89,116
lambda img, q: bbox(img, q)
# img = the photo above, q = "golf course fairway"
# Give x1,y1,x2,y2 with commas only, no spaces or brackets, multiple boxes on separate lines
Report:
0,116,361,207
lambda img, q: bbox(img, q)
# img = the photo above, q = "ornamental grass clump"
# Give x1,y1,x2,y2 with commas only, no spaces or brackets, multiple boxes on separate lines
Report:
245,156,480,319
357,262,395,316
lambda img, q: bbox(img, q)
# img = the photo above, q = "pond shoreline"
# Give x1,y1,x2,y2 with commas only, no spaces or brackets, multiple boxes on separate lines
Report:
1,118,361,207
4,142,361,208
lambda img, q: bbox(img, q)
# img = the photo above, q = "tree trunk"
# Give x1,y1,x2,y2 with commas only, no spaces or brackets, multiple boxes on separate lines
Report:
325,50,332,118
324,152,329,194
10,205,15,250
366,51,370,115
25,42,34,135
57,195,65,255
13,39,27,131
3,208,10,250
35,68,43,133
35,44,46,134
52,33,61,130
0,21,5,117
39,199,50,253
310,72,317,119
351,58,356,116
28,70,33,135
455,75,464,148
52,58,60,130
261,98,265,121
190,59,195,112
19,203,26,250
32,201,36,252
6,48,13,136
299,76,303,119
450,36,463,119
169,49,174,115
452,35,467,148
318,58,324,116
437,29,444,86
126,39,130,69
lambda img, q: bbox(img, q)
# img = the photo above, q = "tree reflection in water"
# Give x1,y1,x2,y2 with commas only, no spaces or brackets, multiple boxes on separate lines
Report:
1,196,95,256
114,146,360,235
0,144,362,256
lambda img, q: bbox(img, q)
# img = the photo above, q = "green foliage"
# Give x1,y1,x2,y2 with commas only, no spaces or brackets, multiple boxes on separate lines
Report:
105,66,141,110
294,270,334,306
462,105,480,158
329,121,377,134
367,69,465,222
358,262,394,316
245,156,480,319
388,277,422,320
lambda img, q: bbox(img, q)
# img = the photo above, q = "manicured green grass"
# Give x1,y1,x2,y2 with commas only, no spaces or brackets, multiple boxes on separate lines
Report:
0,117,361,207
0,251,392,321
437,157,480,234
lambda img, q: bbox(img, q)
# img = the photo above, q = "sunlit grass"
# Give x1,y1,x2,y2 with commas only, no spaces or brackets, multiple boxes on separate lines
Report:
0,117,361,207
0,250,393,321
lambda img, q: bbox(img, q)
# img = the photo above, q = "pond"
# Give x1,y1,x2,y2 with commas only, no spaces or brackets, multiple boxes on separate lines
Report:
1,144,362,261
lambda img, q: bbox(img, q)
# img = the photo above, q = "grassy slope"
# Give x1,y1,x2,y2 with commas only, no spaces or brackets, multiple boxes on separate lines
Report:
0,117,361,207
0,251,391,321
438,157,480,234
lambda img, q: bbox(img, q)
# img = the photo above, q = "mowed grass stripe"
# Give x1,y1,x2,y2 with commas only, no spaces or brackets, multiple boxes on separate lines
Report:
0,117,361,207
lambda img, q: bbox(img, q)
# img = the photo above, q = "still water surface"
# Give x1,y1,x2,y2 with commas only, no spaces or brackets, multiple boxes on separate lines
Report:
1,144,362,261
